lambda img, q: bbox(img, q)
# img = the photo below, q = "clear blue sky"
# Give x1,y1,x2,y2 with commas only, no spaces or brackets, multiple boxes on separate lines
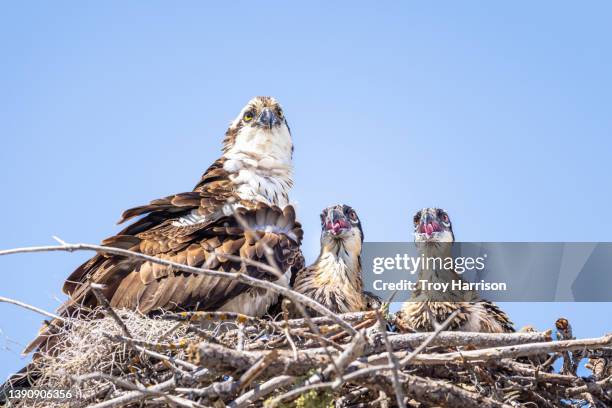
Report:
1,2,611,379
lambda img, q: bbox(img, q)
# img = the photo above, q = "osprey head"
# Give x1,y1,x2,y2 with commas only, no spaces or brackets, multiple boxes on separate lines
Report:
413,208,454,243
320,204,363,244
222,96,293,163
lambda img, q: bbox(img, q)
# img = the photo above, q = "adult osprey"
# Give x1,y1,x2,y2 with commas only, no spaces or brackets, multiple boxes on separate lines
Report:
293,205,380,315
395,208,513,333
25,96,304,353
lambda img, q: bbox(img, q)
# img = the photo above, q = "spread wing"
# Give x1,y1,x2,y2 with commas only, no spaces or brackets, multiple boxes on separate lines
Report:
62,203,303,315
24,160,303,354
62,158,239,304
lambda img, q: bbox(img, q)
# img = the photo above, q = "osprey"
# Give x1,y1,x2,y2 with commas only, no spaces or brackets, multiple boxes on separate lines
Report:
25,96,304,353
293,205,380,315
395,208,513,333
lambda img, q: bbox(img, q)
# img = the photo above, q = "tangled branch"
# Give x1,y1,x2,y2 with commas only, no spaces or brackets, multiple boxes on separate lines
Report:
0,240,610,407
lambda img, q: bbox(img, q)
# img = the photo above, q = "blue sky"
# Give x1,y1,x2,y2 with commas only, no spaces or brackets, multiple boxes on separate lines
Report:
1,2,611,378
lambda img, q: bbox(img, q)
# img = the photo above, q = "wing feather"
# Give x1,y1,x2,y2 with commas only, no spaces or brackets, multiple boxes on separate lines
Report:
27,157,303,354
73,203,301,315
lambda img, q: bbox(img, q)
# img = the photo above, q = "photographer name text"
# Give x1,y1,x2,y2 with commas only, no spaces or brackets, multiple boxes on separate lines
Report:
372,279,507,292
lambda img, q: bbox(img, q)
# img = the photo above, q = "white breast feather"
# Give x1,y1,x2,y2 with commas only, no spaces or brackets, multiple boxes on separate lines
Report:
174,123,293,228
223,123,293,208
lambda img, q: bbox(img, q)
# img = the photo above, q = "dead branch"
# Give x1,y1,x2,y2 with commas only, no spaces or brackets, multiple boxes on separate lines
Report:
229,375,295,408
0,295,67,322
405,333,612,365
196,342,329,379
375,310,406,408
362,372,514,408
2,238,611,408
0,241,357,337
90,283,132,339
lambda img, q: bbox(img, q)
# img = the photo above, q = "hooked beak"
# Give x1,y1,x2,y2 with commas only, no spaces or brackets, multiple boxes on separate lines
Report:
256,107,280,129
323,208,351,236
417,213,443,240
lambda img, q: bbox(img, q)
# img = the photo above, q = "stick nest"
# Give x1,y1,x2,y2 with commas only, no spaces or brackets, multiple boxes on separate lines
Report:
5,309,612,408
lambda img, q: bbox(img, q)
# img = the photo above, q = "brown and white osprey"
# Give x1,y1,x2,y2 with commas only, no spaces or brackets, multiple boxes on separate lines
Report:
25,96,304,353
395,208,514,333
293,205,379,315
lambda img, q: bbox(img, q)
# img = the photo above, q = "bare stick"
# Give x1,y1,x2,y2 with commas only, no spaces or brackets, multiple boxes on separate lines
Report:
306,330,552,355
399,309,459,368
0,296,67,322
90,283,132,338
135,344,197,372
0,242,357,336
229,375,295,408
288,299,344,377
281,299,298,360
238,350,279,392
165,311,272,329
279,311,376,328
295,330,345,352
110,334,198,371
268,381,336,406
196,342,328,379
498,359,583,385
237,322,246,352
337,310,461,384
86,368,210,408
376,310,406,408
158,321,184,342
565,375,612,398
74,372,204,408
406,333,612,365
269,331,366,407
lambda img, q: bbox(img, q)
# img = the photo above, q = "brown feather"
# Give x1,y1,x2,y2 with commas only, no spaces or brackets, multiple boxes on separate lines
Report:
27,97,303,354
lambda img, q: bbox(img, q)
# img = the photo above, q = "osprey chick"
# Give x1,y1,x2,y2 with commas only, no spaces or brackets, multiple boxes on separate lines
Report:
26,96,304,353
395,208,513,333
293,205,379,315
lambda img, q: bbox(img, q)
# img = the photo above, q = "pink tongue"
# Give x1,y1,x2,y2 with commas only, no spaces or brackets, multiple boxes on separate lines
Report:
426,224,434,235
332,222,342,234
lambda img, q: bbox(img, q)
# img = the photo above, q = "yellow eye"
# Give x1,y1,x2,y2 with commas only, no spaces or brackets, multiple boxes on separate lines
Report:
243,111,254,122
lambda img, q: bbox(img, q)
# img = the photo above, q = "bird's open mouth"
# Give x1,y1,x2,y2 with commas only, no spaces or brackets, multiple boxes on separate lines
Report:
418,221,442,235
324,218,350,236
415,220,443,241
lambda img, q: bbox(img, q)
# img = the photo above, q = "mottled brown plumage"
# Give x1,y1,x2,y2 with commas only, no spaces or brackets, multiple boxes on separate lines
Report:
293,205,377,315
61,204,303,316
395,208,514,333
25,96,304,354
